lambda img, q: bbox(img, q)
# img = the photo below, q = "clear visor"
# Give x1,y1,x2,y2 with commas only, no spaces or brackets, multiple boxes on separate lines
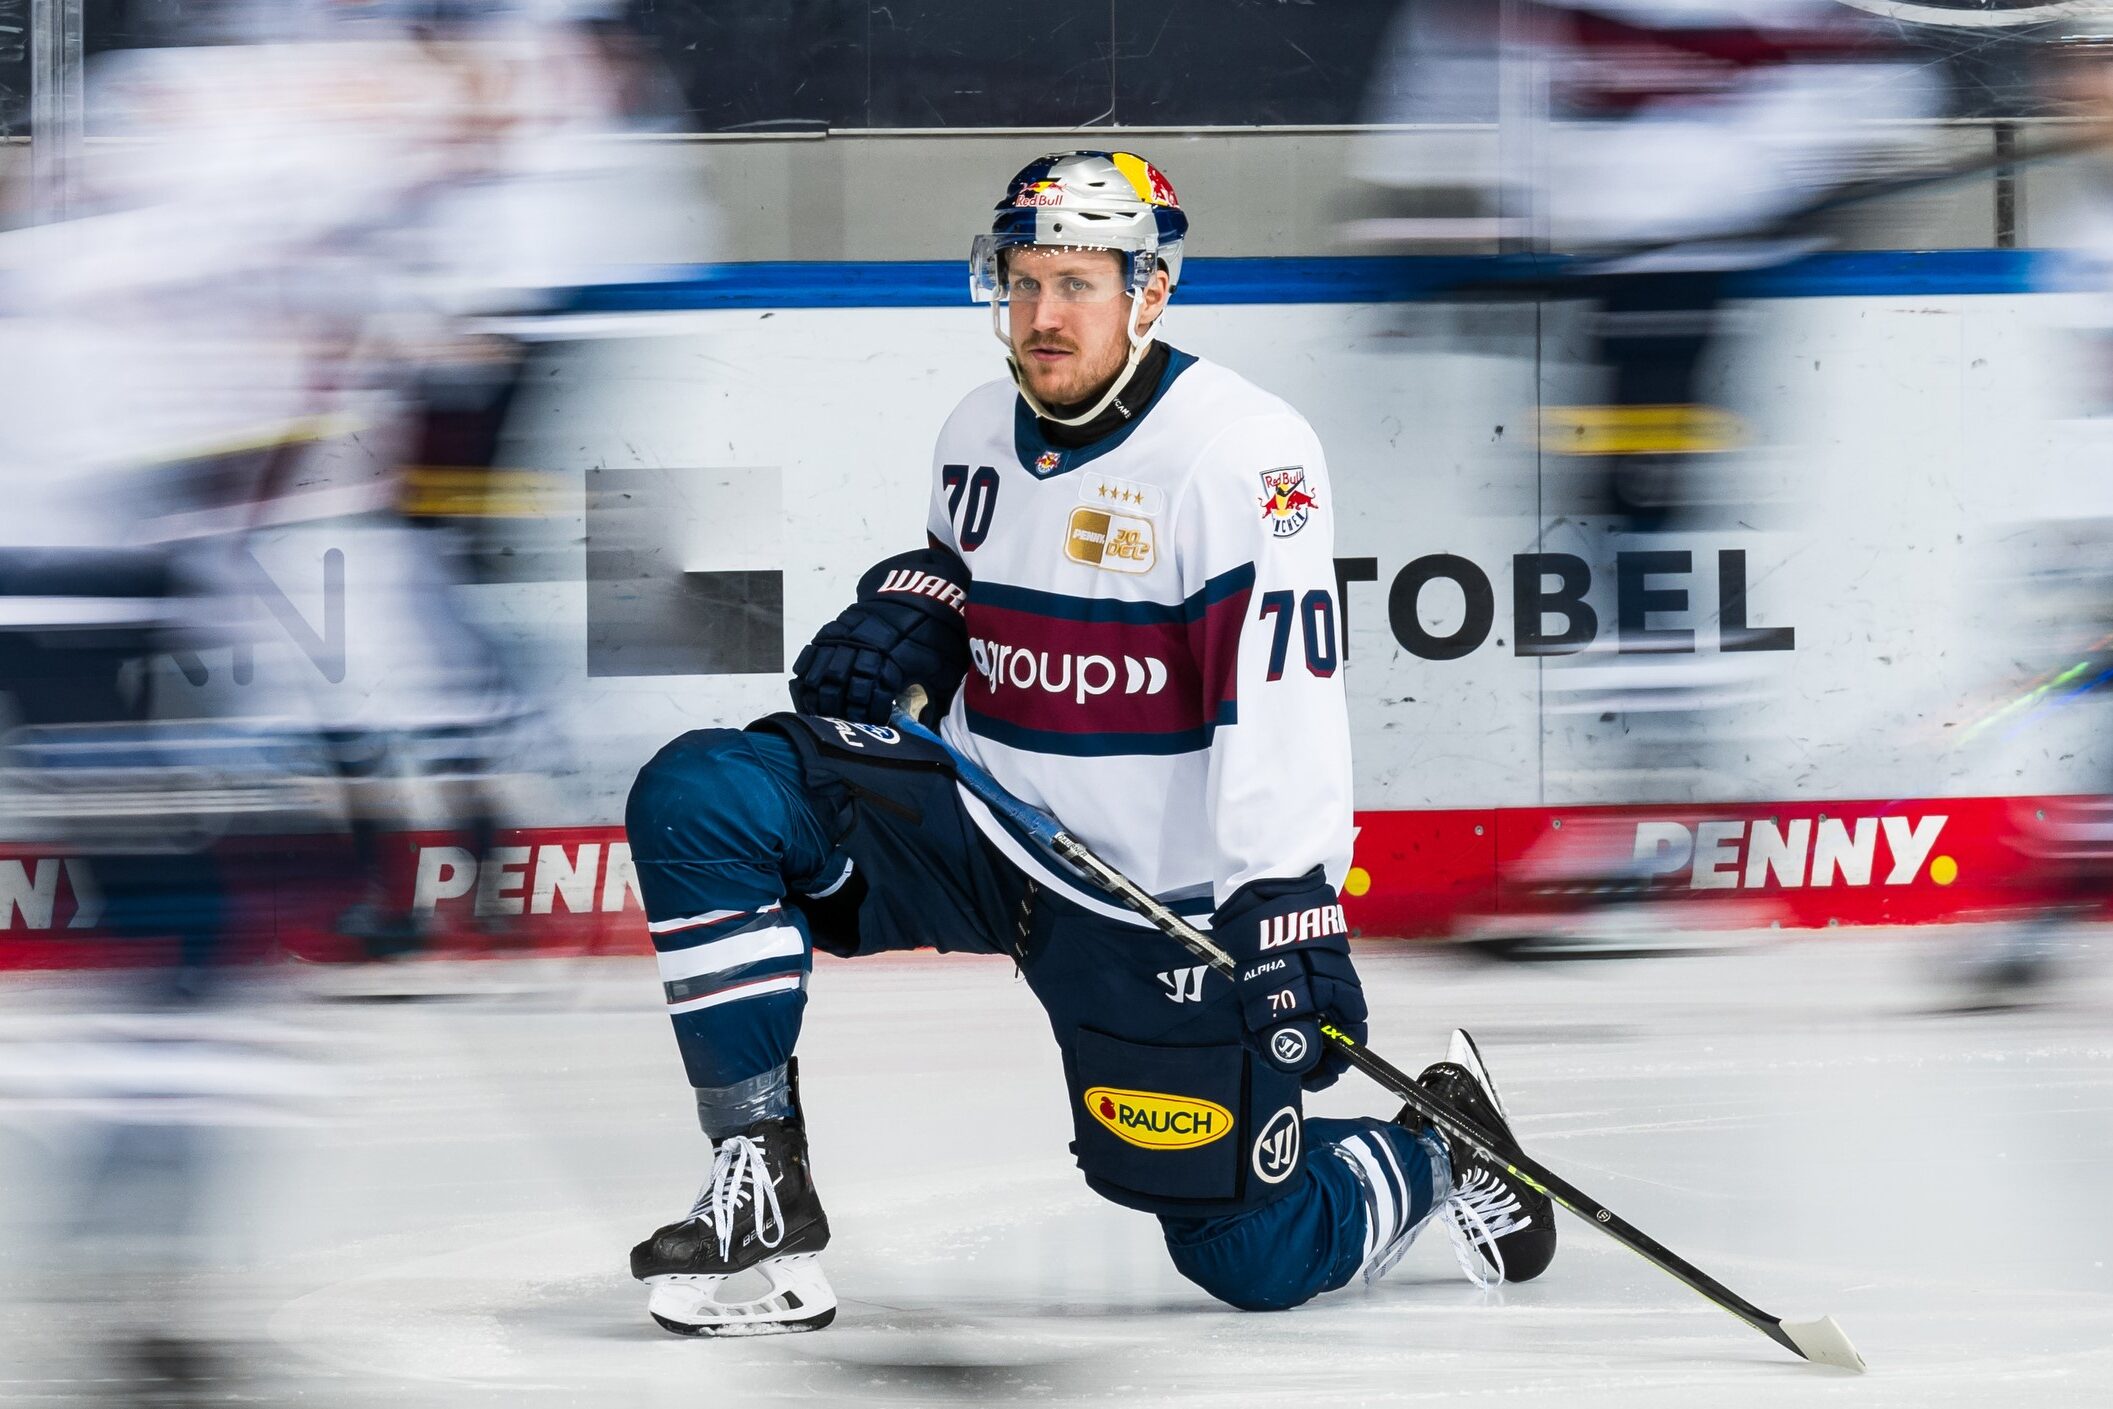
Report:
969,235,1151,305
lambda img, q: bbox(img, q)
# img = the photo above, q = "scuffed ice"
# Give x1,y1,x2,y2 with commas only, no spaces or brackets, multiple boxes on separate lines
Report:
1,934,2108,1405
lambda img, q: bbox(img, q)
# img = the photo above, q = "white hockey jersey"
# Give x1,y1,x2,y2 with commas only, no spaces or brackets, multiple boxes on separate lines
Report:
927,347,1354,927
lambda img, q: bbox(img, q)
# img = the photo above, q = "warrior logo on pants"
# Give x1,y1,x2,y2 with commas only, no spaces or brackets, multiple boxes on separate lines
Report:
1156,965,1208,1003
1252,1106,1300,1184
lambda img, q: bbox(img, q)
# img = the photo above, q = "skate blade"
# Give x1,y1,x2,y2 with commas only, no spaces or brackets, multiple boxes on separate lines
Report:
645,1253,836,1338
1446,1029,1506,1121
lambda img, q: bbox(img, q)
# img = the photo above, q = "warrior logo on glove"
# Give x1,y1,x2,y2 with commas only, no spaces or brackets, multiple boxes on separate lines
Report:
1258,903,1347,950
1216,868,1367,1090
876,568,966,613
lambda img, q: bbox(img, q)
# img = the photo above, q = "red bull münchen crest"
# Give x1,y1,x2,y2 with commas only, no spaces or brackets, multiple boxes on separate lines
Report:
1259,467,1317,538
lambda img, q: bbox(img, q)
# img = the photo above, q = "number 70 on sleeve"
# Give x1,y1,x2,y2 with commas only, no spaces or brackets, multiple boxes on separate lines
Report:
1257,589,1338,681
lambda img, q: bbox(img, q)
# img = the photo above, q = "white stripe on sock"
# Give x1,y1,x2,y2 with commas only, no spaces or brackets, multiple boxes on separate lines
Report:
649,903,781,936
666,973,804,1016
1339,1137,1396,1274
1373,1127,1414,1222
656,923,807,985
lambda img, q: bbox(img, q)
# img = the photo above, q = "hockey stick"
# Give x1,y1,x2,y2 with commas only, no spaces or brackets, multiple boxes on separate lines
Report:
887,685,1864,1372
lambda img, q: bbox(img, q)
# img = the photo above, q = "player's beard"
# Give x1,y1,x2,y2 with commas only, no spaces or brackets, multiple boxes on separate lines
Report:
1014,331,1128,414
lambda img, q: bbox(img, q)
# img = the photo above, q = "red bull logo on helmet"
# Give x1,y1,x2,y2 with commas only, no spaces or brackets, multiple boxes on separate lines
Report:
1111,152,1179,208
1014,178,1066,208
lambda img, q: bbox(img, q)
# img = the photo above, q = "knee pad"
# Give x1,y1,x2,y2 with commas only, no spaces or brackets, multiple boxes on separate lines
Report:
632,728,771,824
629,729,813,862
626,728,838,921
1159,1147,1366,1312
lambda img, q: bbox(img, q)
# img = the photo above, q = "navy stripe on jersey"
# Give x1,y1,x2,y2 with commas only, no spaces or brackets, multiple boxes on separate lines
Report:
974,561,1254,625
966,710,1229,758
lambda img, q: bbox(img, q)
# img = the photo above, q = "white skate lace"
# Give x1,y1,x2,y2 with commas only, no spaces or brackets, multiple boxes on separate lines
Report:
687,1134,786,1261
1443,1167,1528,1289
1365,1199,1439,1284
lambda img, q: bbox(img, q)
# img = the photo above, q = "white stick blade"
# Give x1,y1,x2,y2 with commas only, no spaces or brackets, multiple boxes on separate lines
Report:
1780,1315,1865,1372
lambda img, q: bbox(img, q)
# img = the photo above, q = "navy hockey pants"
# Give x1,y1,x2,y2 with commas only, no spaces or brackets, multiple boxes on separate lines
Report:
625,723,1445,1312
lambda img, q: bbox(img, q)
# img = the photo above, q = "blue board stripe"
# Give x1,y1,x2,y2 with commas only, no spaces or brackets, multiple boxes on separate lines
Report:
563,250,2050,313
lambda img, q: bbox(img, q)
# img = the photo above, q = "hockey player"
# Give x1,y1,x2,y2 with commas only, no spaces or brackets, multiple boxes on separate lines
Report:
624,151,1558,1335
1359,1,1942,955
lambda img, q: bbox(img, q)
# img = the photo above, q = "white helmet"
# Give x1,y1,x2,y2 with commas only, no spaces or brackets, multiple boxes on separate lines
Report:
970,150,1188,301
969,151,1189,426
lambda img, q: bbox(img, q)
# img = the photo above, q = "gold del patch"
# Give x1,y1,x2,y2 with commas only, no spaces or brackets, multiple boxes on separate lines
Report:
1065,507,1156,573
1083,1086,1234,1150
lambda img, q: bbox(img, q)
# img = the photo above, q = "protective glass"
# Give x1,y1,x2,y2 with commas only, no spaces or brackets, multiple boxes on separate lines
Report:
1003,261,1129,305
970,235,1143,305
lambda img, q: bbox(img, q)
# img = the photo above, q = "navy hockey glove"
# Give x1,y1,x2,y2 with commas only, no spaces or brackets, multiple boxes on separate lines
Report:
791,546,971,725
1214,868,1366,1092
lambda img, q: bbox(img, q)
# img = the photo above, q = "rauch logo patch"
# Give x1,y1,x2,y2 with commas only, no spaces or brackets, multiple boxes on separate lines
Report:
1083,1086,1234,1150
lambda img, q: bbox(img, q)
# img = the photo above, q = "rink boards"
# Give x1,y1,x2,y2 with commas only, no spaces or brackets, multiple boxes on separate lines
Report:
5,253,2111,960
0,790,2073,964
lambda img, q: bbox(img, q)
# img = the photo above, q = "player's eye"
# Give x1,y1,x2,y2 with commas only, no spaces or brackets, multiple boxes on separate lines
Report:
1011,277,1041,299
1064,278,1091,295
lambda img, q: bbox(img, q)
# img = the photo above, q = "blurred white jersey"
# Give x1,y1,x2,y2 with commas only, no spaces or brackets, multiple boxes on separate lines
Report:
1363,0,1941,251
0,19,659,543
0,38,459,547
0,18,667,727
930,349,1354,927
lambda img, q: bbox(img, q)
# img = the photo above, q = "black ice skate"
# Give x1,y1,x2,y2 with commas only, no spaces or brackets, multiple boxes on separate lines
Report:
631,1084,834,1336
1404,1029,1558,1286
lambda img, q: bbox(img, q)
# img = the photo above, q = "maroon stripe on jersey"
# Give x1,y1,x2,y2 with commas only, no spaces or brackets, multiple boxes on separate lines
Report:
1188,580,1252,730
1542,5,1891,116
1556,5,1883,65
964,604,1205,736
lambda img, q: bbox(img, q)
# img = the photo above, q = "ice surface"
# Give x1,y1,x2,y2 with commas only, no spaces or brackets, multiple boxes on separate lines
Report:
3,934,2110,1405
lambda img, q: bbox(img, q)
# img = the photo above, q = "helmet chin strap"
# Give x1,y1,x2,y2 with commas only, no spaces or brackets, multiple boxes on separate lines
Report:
998,293,1159,430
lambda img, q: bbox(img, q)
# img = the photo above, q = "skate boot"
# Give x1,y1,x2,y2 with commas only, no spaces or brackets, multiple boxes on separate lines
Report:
1403,1029,1557,1286
631,1078,834,1336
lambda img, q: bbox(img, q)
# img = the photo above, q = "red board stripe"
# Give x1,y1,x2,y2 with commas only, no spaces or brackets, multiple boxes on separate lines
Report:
0,795,2091,969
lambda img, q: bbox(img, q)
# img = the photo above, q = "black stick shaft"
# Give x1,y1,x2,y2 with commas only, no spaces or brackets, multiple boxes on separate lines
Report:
1055,829,1801,1358
890,688,1813,1362
1330,1026,1799,1359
